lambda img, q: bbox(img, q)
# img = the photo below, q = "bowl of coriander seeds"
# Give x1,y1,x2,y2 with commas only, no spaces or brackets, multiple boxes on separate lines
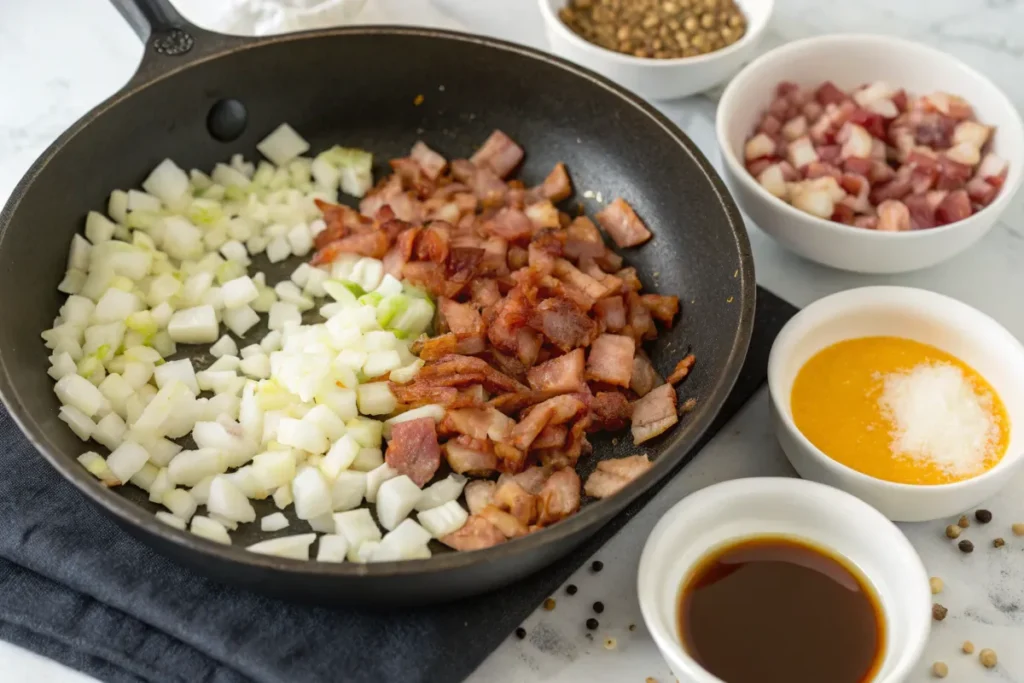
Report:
538,0,773,100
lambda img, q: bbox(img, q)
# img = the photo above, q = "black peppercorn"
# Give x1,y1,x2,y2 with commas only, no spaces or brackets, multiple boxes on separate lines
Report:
591,560,604,572
566,584,578,595
586,617,600,630
515,627,527,639
932,603,948,621
593,601,605,614
958,539,974,553
975,509,993,524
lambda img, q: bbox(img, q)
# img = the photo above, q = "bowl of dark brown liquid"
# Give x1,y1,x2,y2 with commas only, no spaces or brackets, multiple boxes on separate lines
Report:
680,535,884,683
638,477,931,683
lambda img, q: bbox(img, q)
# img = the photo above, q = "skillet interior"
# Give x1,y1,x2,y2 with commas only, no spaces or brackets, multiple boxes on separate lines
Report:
0,27,753,604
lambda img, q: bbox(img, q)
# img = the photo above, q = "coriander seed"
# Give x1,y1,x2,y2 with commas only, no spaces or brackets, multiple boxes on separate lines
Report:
980,648,997,668
1012,522,1024,536
932,661,948,678
958,515,970,528
929,577,944,594
962,641,975,654
945,524,961,539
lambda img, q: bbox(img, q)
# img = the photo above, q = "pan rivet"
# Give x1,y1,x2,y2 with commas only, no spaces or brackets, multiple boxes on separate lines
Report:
152,29,194,57
207,99,248,142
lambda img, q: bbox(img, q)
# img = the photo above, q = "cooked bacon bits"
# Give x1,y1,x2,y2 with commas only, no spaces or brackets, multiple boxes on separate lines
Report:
385,417,441,486
584,455,653,499
313,131,696,545
744,81,1008,230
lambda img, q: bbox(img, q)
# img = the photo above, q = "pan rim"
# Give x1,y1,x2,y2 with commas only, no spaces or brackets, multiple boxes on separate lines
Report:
0,25,755,581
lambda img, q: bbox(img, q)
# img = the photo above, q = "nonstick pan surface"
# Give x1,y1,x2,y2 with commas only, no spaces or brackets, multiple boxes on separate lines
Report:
0,0,754,604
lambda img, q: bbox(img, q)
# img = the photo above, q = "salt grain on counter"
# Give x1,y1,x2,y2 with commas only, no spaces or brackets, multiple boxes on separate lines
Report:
879,362,1001,477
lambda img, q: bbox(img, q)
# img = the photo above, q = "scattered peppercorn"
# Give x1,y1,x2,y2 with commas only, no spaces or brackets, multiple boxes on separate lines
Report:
566,584,578,595
1012,522,1024,536
558,0,747,59
962,641,975,654
932,661,948,678
958,515,971,528
945,525,962,539
993,537,1005,548
629,623,637,632
543,598,556,611
975,509,992,523
603,637,617,650
591,560,604,572
980,648,997,668
932,604,948,621
958,539,974,553
593,601,605,614
930,577,944,594
586,617,600,630
515,627,527,639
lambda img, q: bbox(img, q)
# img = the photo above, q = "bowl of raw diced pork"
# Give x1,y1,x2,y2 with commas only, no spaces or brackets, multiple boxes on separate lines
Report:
715,34,1024,273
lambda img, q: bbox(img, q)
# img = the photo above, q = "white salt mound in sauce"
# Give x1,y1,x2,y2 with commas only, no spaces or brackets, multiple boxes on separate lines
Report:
878,362,1000,476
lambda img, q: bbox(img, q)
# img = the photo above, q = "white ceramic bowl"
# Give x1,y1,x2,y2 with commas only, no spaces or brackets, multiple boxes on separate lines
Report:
716,34,1024,273
638,477,931,683
537,0,773,101
768,286,1024,521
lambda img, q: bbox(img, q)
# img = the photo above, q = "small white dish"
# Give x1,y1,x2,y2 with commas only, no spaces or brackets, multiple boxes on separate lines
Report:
537,0,773,101
638,477,930,683
768,286,1024,521
716,34,1024,273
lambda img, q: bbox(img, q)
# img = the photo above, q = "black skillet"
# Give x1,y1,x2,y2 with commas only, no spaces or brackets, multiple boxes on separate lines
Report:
0,0,754,605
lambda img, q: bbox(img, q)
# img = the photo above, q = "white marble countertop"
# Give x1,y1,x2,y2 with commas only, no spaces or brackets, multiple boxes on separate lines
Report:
1,0,1023,681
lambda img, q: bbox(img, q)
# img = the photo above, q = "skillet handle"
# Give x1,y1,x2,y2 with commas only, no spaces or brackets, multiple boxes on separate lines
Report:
109,0,248,81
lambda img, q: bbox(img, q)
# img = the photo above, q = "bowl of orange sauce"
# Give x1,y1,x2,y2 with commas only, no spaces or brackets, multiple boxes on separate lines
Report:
768,286,1024,521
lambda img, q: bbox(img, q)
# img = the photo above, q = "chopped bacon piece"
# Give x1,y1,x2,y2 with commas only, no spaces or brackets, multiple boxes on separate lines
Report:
446,246,484,283
508,245,529,270
512,466,550,495
667,354,695,384
440,515,506,551
390,381,459,406
419,354,527,395
311,231,390,264
585,334,635,388
630,351,664,397
553,258,609,300
631,383,678,445
410,141,447,180
470,130,525,178
640,294,679,327
516,328,542,368
966,177,998,206
470,278,501,308
384,418,441,487
488,389,561,415
593,295,627,332
439,298,485,343
903,193,936,230
508,394,587,451
595,198,653,248
415,221,451,264
529,296,598,351
525,201,560,231
563,216,606,260
443,407,515,443
625,292,656,343
536,468,581,525
493,479,538,525
464,480,497,516
935,189,972,225
485,207,534,241
479,236,510,276
415,333,459,361
488,286,531,352
583,455,653,499
479,505,529,538
536,162,572,202
532,424,568,449
527,348,585,394
815,81,847,106
444,436,498,475
589,391,632,432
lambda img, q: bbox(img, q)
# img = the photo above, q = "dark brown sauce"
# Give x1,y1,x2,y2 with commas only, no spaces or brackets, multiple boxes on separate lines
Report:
678,535,885,683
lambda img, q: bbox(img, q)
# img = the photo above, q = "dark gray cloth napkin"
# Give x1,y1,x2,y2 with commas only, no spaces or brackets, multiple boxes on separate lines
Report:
0,287,795,683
